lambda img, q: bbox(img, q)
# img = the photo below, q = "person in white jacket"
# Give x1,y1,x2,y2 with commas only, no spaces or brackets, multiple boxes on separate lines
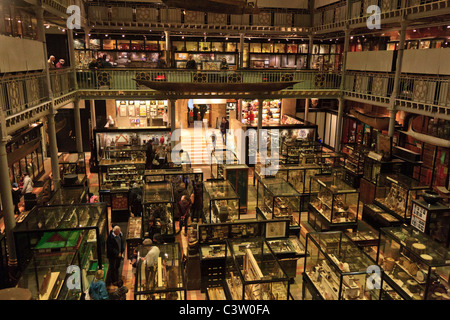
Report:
22,172,34,195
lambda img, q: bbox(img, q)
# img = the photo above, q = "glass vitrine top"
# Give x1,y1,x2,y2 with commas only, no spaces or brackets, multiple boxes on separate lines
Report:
380,173,428,190
382,225,450,266
204,180,239,200
143,182,173,203
312,175,356,193
212,149,239,164
14,203,107,232
261,178,300,197
309,231,376,273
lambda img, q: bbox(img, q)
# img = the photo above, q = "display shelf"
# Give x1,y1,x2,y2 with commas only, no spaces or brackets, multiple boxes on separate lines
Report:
134,242,186,300
142,182,175,242
13,203,108,300
126,216,142,260
210,149,239,179
303,231,383,300
224,237,290,300
203,179,241,224
98,159,145,191
374,173,429,223
377,225,450,300
103,145,146,161
342,144,369,188
308,174,360,232
256,177,301,235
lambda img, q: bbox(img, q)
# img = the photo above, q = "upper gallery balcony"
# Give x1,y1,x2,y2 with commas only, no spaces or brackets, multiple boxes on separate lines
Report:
75,68,342,98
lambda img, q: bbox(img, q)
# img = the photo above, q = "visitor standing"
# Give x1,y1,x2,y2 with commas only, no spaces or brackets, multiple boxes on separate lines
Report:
185,55,197,70
48,55,55,69
11,183,21,215
88,269,109,300
106,225,125,286
56,59,65,68
220,117,229,145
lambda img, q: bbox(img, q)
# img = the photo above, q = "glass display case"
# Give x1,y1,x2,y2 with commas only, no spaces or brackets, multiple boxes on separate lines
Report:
58,152,87,187
267,236,307,279
256,177,301,234
144,168,203,185
197,219,290,245
410,199,450,249
302,231,383,300
47,185,88,206
203,180,241,224
142,182,175,241
210,149,239,179
103,145,146,162
13,203,108,300
126,216,142,259
362,203,402,230
98,159,145,191
308,174,360,232
305,152,344,175
377,225,450,300
225,238,290,300
363,153,404,185
221,164,249,215
135,242,186,300
281,140,322,165
374,173,428,222
200,243,227,293
266,164,321,211
342,144,368,188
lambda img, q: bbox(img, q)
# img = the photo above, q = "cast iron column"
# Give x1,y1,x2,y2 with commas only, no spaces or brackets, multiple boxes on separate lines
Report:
388,19,408,137
74,98,83,153
335,27,351,152
47,110,61,191
0,111,17,269
165,30,171,68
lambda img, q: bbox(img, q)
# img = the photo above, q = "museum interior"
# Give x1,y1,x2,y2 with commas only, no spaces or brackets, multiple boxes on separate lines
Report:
0,0,449,302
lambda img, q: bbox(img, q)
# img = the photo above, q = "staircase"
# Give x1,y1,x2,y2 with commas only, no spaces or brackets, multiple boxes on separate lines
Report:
178,128,225,165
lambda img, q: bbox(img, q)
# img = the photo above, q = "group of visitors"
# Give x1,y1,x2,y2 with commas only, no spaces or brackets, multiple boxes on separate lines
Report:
88,55,113,70
48,55,65,69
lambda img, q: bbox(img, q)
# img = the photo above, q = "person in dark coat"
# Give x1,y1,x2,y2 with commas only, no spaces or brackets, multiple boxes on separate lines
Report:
129,183,143,217
145,140,154,170
219,117,229,145
106,225,125,286
11,183,21,215
185,55,197,70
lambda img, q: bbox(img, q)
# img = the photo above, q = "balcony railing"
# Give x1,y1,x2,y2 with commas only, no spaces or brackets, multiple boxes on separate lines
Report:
76,69,342,91
0,69,76,117
343,71,450,109
2,67,448,130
